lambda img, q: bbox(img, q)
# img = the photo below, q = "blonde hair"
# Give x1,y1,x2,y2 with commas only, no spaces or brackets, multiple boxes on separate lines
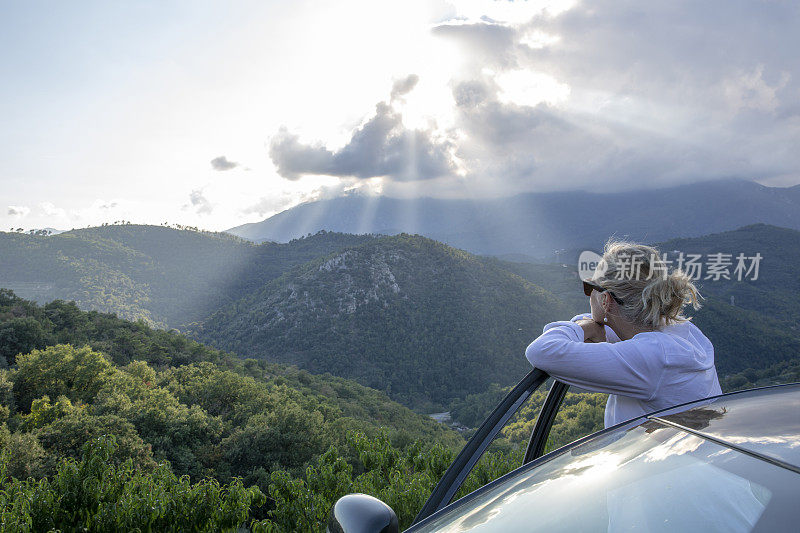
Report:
593,239,701,329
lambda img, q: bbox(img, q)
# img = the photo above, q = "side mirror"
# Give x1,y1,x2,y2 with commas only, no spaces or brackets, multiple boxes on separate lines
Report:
327,493,400,533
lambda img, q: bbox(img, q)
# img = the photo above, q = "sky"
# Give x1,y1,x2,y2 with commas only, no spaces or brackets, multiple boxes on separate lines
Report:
2,0,799,232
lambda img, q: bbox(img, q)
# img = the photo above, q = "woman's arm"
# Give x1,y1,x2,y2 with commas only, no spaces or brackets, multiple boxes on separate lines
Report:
525,321,665,400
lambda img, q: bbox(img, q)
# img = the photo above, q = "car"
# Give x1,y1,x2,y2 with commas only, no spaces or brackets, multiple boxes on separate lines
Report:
327,369,800,532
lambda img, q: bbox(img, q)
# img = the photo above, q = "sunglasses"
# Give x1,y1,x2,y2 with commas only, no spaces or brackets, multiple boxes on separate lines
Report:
582,280,625,306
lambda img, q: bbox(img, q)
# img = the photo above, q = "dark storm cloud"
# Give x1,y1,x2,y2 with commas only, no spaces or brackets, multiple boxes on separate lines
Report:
210,156,239,171
269,101,456,182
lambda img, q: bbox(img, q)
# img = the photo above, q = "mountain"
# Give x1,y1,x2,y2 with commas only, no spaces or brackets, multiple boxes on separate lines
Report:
193,234,571,410
227,179,800,257
658,224,800,326
3,222,798,411
0,225,376,327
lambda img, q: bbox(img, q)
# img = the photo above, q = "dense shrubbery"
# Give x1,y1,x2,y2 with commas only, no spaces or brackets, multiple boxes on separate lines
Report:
257,431,520,531
721,358,800,391
0,293,470,530
0,342,460,486
258,388,613,530
0,289,230,368
0,436,264,532
0,340,524,530
450,384,608,451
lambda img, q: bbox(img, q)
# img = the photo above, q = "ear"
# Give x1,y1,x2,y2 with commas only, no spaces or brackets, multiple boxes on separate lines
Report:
602,293,612,312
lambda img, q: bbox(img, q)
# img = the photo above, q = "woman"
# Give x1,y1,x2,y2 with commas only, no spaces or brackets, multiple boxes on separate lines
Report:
526,240,721,428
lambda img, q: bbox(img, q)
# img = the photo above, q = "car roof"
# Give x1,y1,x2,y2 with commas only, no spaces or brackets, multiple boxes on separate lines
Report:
647,383,800,471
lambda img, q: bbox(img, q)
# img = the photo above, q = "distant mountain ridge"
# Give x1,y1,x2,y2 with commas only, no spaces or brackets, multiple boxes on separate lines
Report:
0,225,376,327
227,179,800,257
659,224,800,326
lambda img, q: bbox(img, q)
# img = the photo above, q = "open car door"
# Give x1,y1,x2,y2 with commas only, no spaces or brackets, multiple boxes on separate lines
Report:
411,368,568,524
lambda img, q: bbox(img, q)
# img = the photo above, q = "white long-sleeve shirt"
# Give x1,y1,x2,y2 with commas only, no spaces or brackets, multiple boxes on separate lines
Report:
525,314,722,428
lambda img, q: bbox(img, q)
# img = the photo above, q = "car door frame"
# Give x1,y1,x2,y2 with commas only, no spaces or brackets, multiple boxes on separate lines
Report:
412,368,569,525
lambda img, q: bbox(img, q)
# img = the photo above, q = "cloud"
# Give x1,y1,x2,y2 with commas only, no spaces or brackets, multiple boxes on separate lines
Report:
269,98,457,182
445,75,748,194
390,74,419,101
242,193,299,217
7,205,31,218
419,0,800,193
519,0,799,116
724,65,790,114
268,2,800,195
431,21,519,70
210,155,239,171
242,181,369,218
188,189,213,214
7,205,30,217
39,202,67,218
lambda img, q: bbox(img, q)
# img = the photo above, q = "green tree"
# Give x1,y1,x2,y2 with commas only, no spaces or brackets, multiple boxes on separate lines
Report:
12,345,115,411
0,318,48,366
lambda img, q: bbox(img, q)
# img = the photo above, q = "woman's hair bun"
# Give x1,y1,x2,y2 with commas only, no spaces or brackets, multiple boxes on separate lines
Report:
641,268,702,327
598,239,702,328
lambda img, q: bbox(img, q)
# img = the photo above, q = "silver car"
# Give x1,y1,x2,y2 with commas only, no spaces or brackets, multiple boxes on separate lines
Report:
329,370,800,532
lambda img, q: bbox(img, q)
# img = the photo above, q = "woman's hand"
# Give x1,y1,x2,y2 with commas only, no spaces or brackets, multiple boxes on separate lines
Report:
576,318,607,343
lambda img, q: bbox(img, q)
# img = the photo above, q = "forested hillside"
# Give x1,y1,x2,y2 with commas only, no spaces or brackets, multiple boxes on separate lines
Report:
194,234,571,410
0,226,375,327
660,224,800,326
2,217,799,529
4,223,798,413
0,290,484,529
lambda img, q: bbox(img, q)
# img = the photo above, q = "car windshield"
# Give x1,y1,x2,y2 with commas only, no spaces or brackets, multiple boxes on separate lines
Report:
410,419,799,532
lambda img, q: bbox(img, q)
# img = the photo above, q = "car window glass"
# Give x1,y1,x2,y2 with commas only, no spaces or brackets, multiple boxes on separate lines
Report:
543,385,607,454
411,420,798,532
454,384,608,503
